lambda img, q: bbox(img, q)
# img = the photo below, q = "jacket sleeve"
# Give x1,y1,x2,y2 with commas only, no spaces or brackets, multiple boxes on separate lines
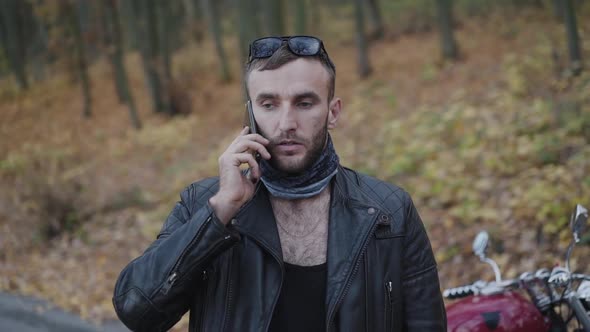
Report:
112,182,240,332
402,194,447,331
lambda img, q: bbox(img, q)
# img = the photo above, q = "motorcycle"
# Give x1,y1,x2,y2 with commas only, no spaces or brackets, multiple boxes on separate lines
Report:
443,204,590,331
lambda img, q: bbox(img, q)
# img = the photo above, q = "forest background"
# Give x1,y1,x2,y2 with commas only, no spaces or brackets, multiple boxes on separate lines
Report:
0,0,589,330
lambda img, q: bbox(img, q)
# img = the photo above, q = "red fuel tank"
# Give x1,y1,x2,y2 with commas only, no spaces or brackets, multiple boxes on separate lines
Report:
446,291,551,332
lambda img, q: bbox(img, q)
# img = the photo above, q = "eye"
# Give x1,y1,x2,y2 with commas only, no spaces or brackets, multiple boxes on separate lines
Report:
297,101,313,109
261,102,275,110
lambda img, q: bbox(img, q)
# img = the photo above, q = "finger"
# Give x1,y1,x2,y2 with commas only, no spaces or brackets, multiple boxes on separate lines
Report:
246,167,260,184
241,133,270,145
229,127,252,146
231,140,271,159
233,153,260,178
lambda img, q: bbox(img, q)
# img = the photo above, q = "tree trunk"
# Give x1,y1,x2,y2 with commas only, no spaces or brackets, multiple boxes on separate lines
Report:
101,3,125,103
562,0,582,75
266,0,285,36
309,0,321,35
157,1,172,82
183,0,205,42
0,0,29,90
552,0,565,21
119,0,138,50
354,0,371,78
366,0,384,40
28,16,48,82
237,0,255,65
126,0,168,114
65,0,92,118
435,0,458,60
201,0,231,82
143,0,171,115
104,0,142,129
293,0,307,35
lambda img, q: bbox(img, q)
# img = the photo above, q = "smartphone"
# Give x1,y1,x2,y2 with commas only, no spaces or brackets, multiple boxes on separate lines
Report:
246,100,257,135
245,100,261,161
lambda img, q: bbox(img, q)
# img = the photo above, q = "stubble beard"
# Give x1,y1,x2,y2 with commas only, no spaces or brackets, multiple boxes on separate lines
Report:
266,120,329,175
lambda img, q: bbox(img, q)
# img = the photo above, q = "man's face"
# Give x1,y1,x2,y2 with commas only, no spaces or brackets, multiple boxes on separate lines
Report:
247,58,341,174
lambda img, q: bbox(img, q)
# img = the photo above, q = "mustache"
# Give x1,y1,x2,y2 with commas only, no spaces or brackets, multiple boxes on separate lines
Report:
266,134,307,147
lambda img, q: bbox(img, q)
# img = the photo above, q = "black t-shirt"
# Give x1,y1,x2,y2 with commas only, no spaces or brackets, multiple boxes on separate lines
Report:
268,262,327,332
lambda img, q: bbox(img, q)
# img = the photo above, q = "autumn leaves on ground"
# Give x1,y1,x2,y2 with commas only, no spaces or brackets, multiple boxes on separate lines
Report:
1,6,590,330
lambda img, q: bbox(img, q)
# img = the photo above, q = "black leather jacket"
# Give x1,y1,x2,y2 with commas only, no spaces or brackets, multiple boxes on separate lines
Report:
113,166,446,331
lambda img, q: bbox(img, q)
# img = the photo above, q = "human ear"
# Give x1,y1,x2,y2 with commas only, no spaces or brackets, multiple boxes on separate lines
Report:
327,98,341,129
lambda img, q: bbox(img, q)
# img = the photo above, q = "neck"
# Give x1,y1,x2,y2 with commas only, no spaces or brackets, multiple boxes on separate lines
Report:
270,183,331,207
260,133,339,200
270,184,331,240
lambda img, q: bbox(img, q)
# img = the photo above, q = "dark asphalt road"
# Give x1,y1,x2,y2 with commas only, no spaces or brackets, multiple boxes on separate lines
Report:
0,292,129,332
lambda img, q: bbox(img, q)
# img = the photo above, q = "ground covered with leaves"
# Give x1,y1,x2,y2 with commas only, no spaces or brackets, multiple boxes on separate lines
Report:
1,8,589,330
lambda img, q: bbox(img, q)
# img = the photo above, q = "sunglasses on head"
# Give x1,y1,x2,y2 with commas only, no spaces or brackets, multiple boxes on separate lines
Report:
248,35,335,70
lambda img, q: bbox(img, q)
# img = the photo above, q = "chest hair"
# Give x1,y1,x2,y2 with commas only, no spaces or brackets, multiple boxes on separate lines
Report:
270,187,331,266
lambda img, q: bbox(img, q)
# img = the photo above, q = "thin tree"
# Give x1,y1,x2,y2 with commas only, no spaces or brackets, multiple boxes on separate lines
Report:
201,0,231,82
0,0,29,90
266,0,285,36
562,0,582,75
64,0,92,117
237,0,255,66
293,0,307,35
125,0,168,114
144,0,172,115
354,0,371,78
103,0,141,129
157,1,172,82
183,0,205,42
309,0,321,35
366,0,384,40
435,0,458,60
552,0,565,21
101,3,124,103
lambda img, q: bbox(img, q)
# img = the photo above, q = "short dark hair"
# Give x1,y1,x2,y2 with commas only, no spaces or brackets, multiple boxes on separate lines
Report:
244,44,336,102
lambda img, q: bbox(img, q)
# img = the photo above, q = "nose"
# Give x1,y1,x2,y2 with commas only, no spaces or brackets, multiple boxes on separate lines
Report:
278,106,297,133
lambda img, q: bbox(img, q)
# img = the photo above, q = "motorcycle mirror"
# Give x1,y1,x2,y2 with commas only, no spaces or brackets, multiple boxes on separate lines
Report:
473,231,503,282
473,231,489,259
570,204,588,244
565,204,588,272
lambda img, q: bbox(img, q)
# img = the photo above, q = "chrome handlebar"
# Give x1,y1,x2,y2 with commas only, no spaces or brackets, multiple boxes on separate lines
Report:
444,268,590,300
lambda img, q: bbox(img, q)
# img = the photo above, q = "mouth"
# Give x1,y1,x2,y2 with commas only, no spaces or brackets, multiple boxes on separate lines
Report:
278,140,303,146
275,140,304,154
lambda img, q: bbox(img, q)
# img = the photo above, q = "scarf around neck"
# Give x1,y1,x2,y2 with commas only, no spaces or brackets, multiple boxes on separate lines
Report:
260,134,339,200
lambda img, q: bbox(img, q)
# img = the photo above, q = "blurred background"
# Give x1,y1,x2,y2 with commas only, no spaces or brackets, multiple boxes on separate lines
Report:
0,0,589,330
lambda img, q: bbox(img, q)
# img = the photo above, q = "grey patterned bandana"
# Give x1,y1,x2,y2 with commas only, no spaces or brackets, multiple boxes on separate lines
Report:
260,134,339,199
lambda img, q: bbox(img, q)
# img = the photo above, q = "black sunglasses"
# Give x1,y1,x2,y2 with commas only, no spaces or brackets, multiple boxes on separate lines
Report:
248,36,335,71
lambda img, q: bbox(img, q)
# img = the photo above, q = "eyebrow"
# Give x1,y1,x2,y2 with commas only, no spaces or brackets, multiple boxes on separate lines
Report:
293,91,321,104
255,91,322,103
255,93,279,103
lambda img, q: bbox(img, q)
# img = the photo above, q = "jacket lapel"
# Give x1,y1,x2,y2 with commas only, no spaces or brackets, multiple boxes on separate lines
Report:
231,169,382,327
233,184,283,262
325,168,380,325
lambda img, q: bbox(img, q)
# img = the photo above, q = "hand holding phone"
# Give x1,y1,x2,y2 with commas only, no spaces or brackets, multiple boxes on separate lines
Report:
209,104,270,224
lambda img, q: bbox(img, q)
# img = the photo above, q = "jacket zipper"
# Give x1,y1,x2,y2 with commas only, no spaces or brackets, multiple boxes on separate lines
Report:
326,213,379,331
161,216,229,295
385,281,393,331
197,270,209,332
243,236,283,332
221,248,234,331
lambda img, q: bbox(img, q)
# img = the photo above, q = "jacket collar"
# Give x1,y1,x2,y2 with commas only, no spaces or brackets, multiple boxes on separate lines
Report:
233,183,283,261
233,167,382,320
233,167,380,254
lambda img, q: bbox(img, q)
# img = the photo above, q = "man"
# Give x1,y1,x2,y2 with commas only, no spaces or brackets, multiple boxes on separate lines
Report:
113,36,446,332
